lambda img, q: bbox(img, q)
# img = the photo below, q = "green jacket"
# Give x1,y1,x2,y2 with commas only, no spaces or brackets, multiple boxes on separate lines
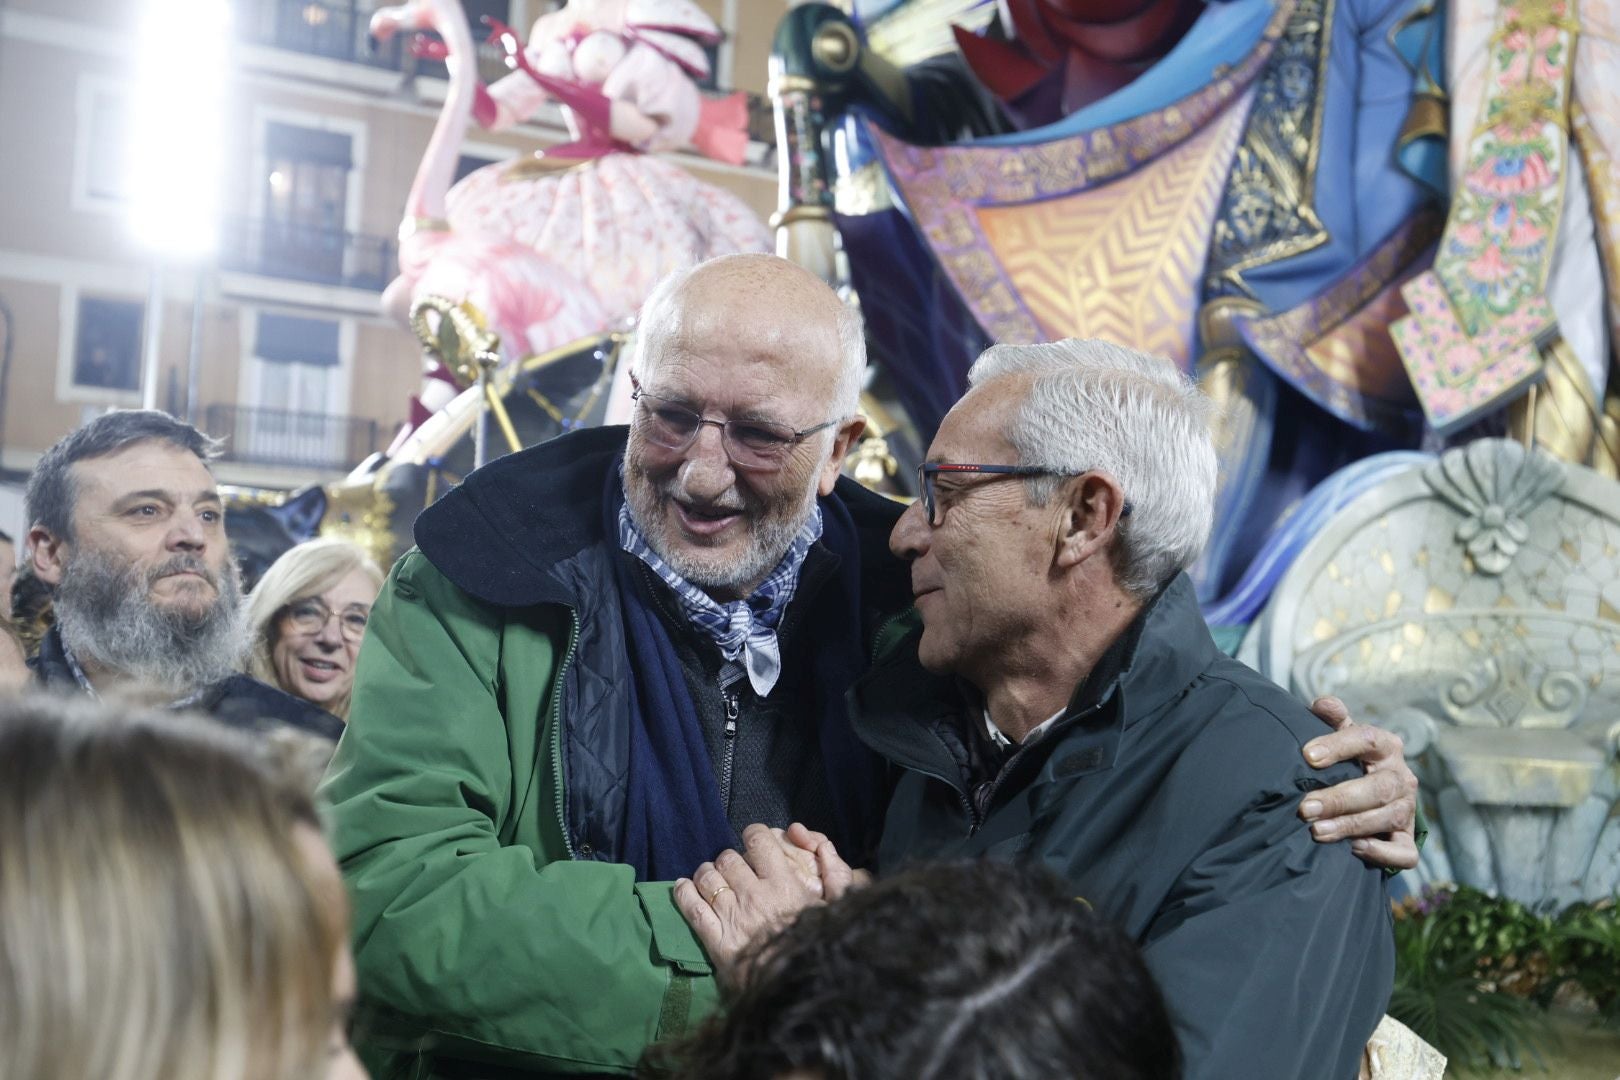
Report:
321,428,911,1079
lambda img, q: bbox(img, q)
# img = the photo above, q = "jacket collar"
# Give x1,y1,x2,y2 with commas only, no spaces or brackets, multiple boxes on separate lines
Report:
413,426,628,609
850,573,1218,780
1084,574,1218,729
29,625,75,688
413,425,909,611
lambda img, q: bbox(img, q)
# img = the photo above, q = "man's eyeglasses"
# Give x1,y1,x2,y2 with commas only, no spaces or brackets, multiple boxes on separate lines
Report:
915,462,1133,527
630,376,845,473
280,598,370,643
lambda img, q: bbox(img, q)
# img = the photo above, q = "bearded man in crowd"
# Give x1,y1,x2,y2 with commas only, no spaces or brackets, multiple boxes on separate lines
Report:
24,409,340,739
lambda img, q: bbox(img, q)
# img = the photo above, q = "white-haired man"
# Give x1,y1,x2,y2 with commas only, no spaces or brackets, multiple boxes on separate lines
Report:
327,263,1413,1079
680,338,1397,1080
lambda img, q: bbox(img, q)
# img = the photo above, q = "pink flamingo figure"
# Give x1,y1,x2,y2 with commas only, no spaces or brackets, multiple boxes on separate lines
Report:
444,0,770,325
370,0,608,430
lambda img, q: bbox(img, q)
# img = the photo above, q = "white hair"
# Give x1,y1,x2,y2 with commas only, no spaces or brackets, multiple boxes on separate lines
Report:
967,339,1218,597
632,257,867,421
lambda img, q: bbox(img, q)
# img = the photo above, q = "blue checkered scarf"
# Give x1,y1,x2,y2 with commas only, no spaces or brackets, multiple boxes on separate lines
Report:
618,491,823,697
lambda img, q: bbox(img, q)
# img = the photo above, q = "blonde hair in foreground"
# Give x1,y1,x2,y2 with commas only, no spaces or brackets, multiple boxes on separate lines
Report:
243,537,384,720
0,694,344,1080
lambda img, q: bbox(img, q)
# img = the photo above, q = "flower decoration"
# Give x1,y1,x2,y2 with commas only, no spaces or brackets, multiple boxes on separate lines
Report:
1423,440,1564,574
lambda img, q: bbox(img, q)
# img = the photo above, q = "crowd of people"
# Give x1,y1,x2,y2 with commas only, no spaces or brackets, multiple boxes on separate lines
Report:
0,253,1425,1080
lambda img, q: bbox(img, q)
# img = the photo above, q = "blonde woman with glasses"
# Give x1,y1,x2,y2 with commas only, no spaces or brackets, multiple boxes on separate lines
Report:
0,695,366,1080
244,538,384,722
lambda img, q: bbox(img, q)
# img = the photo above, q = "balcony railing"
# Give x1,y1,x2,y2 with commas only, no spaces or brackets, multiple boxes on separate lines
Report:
219,216,396,292
238,0,773,148
206,404,380,471
238,0,404,70
240,0,516,85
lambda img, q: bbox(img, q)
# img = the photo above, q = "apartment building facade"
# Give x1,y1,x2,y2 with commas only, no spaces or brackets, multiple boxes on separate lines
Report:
0,0,779,498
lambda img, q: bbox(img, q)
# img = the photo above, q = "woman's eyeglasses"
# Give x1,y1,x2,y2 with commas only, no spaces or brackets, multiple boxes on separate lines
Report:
281,598,369,643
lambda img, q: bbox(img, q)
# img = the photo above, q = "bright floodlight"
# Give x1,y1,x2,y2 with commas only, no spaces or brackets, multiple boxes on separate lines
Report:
128,0,231,255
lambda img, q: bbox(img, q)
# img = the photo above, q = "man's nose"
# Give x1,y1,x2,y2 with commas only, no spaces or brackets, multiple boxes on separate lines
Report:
313,615,344,648
678,423,737,500
889,498,929,561
167,511,209,551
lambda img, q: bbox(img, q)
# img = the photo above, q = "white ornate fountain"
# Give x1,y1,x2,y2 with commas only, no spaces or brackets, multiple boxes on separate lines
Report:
1246,439,1620,907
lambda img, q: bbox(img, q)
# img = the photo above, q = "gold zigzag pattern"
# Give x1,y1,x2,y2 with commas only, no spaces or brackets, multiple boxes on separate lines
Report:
974,97,1252,368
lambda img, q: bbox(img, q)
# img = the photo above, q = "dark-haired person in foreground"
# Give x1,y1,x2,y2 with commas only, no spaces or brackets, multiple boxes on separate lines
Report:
23,410,341,740
679,339,1396,1080
648,860,1179,1080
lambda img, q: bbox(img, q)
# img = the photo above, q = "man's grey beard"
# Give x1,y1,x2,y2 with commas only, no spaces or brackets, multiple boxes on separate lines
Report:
624,467,816,594
53,545,248,697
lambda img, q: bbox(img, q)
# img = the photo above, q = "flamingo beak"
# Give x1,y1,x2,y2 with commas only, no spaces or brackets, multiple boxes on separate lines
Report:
368,3,422,43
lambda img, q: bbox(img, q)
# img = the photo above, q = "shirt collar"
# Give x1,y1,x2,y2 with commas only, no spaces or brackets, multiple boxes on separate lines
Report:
983,706,1066,751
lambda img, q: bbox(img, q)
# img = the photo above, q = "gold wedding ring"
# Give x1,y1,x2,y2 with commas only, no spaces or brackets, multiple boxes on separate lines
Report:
707,884,733,904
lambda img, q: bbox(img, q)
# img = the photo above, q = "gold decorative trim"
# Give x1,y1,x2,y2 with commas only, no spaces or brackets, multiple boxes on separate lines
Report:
811,22,859,74
1199,297,1269,351
972,99,1251,363
834,162,893,216
767,74,819,99
1506,338,1605,466
399,216,451,240
1203,0,1336,297
218,484,292,508
1400,92,1450,144
866,0,997,68
871,0,1295,349
769,204,833,229
321,481,398,575
1571,103,1620,379
500,154,598,183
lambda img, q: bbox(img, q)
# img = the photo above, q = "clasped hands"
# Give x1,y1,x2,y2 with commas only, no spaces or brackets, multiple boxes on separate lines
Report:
674,822,860,983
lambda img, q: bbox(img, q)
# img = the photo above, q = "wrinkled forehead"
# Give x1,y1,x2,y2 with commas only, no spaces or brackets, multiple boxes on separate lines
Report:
928,378,1027,462
69,440,219,505
642,294,843,408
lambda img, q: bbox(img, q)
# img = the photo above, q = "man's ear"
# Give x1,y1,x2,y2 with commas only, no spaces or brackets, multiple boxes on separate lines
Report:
818,415,869,496
28,525,67,588
1055,473,1127,570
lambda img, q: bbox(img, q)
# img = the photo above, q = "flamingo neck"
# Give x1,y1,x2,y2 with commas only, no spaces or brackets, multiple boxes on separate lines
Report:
406,0,478,222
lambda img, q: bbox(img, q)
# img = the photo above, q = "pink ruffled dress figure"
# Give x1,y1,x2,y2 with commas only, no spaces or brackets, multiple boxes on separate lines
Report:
371,0,607,435
451,0,771,324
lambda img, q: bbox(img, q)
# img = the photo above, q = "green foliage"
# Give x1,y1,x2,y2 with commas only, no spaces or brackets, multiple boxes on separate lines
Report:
1553,900,1620,1025
1391,886,1550,1071
1390,885,1620,1074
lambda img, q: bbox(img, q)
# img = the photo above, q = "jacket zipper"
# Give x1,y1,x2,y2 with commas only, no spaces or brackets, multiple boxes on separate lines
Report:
551,609,581,859
720,690,740,813
904,753,980,835
969,699,1107,833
